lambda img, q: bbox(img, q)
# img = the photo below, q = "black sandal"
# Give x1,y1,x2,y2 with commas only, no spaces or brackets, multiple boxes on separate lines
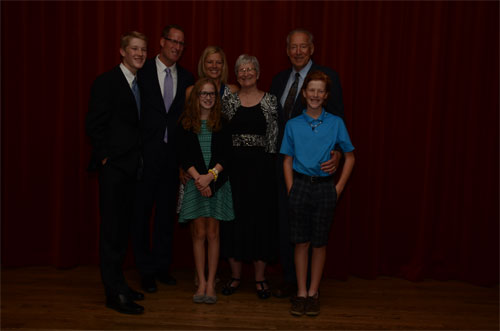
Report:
255,280,271,299
222,278,240,296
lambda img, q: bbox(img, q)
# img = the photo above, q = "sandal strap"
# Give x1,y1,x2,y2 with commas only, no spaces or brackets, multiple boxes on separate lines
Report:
225,278,240,288
255,280,269,290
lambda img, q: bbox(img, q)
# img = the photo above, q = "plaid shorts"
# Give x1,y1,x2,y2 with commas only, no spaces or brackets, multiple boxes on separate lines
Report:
288,171,337,247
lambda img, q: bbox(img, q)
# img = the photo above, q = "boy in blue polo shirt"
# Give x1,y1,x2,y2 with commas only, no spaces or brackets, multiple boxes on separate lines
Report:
280,71,355,317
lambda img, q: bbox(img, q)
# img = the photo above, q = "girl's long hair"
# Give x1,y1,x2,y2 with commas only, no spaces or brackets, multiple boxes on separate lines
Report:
180,78,222,133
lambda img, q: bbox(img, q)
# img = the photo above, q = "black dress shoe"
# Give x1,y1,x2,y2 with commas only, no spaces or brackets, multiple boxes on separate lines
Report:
127,287,145,301
141,274,157,293
272,282,297,299
106,294,144,315
157,272,176,285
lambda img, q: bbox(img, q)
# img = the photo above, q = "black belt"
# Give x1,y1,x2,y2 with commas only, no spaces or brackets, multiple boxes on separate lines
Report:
293,171,333,183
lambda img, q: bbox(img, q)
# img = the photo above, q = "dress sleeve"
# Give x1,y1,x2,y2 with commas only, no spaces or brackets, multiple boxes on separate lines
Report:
262,93,279,154
221,90,239,120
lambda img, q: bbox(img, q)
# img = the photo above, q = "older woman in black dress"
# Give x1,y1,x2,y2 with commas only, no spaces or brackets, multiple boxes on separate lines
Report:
220,54,279,299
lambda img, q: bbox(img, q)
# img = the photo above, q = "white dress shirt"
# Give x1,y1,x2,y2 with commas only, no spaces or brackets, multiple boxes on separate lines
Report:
155,55,178,99
119,63,136,89
280,59,313,108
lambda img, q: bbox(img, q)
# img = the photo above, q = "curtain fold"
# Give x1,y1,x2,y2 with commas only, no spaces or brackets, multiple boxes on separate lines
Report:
2,1,498,286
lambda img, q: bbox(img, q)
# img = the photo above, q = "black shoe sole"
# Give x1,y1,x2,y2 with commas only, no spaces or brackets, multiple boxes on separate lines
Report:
305,312,320,316
142,287,157,293
106,304,144,315
221,288,238,296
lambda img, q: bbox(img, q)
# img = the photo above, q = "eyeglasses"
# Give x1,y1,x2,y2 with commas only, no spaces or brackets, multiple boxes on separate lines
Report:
238,67,256,74
164,37,185,47
199,91,216,98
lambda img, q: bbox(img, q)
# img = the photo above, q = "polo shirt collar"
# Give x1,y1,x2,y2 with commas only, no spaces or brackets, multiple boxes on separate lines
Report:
302,108,326,123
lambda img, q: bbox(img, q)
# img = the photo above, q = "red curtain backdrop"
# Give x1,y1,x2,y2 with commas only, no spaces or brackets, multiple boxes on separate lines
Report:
2,1,498,286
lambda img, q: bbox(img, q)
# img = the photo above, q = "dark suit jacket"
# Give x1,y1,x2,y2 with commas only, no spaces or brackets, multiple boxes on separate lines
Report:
175,119,232,192
138,57,194,170
270,61,344,135
86,65,141,176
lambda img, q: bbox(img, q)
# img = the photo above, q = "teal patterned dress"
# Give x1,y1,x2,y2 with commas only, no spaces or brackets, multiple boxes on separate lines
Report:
178,120,235,223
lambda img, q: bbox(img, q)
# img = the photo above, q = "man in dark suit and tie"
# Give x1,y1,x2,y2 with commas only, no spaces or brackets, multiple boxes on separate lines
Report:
134,24,194,293
270,28,344,299
86,31,148,314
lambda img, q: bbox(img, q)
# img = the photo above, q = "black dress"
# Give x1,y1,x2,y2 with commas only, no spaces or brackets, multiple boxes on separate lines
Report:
220,93,279,262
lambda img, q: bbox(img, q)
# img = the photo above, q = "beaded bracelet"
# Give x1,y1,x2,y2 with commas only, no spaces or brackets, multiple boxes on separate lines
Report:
208,169,218,182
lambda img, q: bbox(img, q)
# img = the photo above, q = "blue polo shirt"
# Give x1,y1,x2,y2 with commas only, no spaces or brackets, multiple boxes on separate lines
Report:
280,109,355,176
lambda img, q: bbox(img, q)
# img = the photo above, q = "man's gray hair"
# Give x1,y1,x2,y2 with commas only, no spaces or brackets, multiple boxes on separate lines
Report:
286,28,314,46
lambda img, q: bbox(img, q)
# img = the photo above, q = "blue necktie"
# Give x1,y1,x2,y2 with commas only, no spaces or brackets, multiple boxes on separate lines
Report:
163,68,173,143
132,77,140,118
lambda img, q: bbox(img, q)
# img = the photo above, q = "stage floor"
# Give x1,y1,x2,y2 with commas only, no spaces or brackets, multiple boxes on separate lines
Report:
1,266,498,330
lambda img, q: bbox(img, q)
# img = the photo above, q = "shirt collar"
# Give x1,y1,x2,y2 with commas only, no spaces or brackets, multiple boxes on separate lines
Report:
292,59,313,79
155,54,177,74
302,108,326,123
119,63,136,85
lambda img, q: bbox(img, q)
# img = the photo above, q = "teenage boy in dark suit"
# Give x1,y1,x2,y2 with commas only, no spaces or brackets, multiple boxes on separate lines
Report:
86,31,148,314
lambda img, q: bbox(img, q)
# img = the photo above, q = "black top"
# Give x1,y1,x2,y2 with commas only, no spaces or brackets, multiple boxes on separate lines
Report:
175,118,232,192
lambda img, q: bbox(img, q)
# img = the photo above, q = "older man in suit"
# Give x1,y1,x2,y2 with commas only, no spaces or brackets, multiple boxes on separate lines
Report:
86,31,147,314
270,28,344,298
133,24,194,293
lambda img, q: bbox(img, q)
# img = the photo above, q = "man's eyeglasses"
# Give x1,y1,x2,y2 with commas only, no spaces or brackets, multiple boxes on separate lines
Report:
164,37,185,47
199,91,216,98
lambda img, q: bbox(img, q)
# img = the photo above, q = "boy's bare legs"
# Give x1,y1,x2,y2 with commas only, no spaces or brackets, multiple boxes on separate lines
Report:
308,246,326,296
206,218,219,297
191,218,207,296
294,242,310,297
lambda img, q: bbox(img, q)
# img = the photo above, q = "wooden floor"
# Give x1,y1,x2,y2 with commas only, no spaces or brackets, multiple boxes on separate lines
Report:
1,266,498,330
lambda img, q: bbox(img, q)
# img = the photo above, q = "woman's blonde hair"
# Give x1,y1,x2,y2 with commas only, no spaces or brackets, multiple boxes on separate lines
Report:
197,46,228,84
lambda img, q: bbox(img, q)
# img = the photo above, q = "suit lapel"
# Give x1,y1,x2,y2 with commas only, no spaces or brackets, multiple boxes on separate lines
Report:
115,66,138,118
170,66,189,114
278,68,292,100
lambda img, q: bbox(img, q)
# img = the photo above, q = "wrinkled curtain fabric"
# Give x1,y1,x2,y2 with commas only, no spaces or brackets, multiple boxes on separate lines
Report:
1,1,498,286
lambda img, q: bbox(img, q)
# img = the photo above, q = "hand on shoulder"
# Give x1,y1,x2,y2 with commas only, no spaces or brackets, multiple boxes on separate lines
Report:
185,85,194,101
227,83,239,94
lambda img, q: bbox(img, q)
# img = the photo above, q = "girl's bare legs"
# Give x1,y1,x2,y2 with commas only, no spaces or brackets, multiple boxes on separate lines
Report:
205,217,219,297
191,217,207,296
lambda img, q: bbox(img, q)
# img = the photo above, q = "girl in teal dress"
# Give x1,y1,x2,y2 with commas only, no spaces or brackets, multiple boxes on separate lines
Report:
176,78,234,304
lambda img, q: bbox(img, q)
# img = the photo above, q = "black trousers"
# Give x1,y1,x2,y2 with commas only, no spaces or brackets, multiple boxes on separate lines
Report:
98,163,136,297
133,144,178,277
